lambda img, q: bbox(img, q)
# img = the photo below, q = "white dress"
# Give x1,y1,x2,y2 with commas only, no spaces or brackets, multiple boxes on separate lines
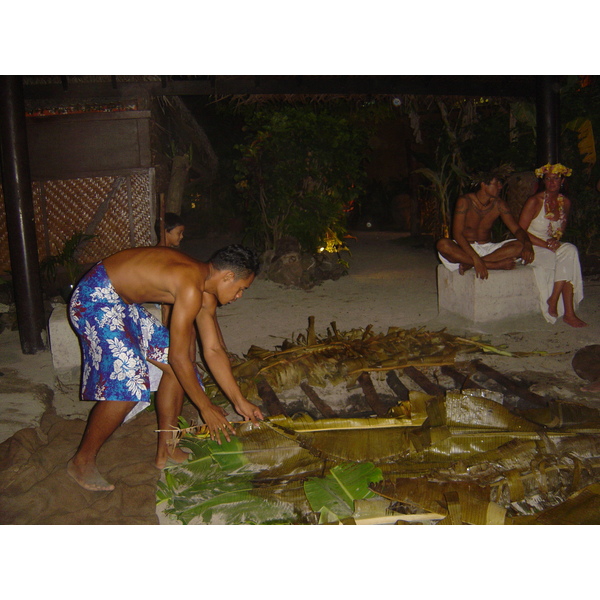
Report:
527,201,584,323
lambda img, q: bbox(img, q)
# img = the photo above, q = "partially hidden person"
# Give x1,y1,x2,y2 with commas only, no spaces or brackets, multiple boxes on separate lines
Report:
156,212,185,249
67,244,263,492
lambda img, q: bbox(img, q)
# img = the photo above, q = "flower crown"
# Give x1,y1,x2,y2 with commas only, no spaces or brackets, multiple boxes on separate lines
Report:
535,163,572,178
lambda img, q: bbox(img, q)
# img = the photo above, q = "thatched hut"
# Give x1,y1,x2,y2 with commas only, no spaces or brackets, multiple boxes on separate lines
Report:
0,75,217,276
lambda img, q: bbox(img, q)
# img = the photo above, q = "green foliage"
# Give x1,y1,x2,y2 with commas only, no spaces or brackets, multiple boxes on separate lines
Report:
39,231,95,294
233,104,370,253
415,156,467,238
461,103,537,173
157,434,298,524
303,462,383,522
156,424,385,525
560,77,600,253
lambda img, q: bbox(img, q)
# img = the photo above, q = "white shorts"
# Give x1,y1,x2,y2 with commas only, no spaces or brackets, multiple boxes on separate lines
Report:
438,239,516,271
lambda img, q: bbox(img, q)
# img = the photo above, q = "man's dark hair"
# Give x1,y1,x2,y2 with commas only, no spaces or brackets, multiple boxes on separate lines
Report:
469,164,514,190
164,212,184,232
209,245,260,279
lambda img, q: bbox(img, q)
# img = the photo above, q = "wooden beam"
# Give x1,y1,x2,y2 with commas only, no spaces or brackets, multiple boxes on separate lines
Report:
474,362,548,408
440,365,484,391
256,377,288,417
357,373,389,417
22,75,539,102
385,371,410,402
402,366,446,396
300,382,336,418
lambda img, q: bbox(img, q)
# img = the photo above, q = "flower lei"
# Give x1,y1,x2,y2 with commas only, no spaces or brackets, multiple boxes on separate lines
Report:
545,192,565,240
535,163,573,178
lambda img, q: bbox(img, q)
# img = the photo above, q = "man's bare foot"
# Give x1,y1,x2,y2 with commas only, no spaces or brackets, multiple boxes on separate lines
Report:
581,379,600,392
547,299,559,318
563,314,587,328
458,263,472,275
155,446,189,469
67,458,115,492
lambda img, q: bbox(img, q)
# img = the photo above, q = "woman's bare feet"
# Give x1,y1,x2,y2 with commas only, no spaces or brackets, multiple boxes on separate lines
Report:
547,298,559,318
563,314,587,328
458,263,472,275
155,445,190,469
67,458,115,492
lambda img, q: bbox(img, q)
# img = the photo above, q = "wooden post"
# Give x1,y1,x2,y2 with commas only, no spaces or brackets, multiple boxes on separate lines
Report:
0,76,46,354
536,75,560,165
158,192,166,246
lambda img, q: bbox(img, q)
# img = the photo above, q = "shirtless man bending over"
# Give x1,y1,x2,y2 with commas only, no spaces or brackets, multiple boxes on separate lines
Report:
436,172,534,279
67,244,264,492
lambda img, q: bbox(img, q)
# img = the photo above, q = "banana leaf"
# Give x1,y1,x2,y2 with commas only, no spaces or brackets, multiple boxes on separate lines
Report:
520,402,600,429
304,462,383,521
511,483,600,525
180,421,325,481
350,498,407,524
159,374,600,524
443,391,540,431
164,479,298,525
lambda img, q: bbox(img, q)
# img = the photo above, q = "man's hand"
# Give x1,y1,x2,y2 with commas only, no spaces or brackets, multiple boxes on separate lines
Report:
200,402,236,445
234,398,264,426
473,256,488,280
521,242,535,264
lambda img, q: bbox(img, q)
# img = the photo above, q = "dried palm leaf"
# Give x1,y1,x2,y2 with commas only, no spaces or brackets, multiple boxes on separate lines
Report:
512,483,600,525
372,479,505,525
443,391,540,431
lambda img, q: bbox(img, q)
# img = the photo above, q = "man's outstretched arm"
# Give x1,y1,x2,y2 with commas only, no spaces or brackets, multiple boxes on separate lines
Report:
195,297,263,425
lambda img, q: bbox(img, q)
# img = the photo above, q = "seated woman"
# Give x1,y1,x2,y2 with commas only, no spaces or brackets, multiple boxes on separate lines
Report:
518,163,586,328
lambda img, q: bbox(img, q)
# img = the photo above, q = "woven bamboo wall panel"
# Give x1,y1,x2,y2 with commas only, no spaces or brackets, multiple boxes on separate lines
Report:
0,170,154,273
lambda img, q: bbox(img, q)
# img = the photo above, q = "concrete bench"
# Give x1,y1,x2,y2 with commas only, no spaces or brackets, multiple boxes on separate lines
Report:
436,263,539,322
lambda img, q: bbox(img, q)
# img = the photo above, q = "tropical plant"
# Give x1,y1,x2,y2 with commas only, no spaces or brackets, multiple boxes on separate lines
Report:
411,101,474,238
40,231,95,298
559,77,600,254
415,155,465,239
233,104,369,254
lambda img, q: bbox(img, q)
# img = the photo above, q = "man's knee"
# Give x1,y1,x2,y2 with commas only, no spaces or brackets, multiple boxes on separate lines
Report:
436,238,453,253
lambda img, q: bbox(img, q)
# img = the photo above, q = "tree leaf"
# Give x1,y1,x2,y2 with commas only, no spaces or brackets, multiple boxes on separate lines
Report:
304,462,383,520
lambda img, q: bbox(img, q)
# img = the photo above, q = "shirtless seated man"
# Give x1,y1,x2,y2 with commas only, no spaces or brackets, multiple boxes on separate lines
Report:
67,244,264,492
436,170,534,279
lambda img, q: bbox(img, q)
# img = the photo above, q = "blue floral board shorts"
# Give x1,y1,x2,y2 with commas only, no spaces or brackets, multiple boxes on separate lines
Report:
69,262,202,422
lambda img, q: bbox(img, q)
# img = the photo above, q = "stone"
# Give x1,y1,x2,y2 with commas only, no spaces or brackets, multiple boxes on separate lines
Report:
437,263,539,322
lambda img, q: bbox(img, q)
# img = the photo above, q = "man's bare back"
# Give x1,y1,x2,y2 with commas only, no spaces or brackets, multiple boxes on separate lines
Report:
67,244,263,492
103,246,208,306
